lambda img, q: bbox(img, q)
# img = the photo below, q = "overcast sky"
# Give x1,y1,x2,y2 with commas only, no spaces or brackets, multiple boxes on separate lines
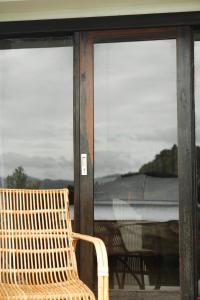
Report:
94,40,177,178
0,45,73,180
2,39,198,181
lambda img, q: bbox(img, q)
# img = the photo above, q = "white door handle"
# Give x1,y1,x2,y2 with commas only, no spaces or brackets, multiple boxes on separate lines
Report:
81,154,87,175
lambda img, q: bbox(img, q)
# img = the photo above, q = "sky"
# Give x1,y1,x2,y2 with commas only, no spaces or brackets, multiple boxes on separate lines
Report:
1,39,199,181
0,43,73,180
94,40,177,178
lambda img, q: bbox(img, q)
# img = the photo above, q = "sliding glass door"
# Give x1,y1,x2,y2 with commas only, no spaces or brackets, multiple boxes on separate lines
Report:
92,37,179,299
0,37,74,201
0,26,198,300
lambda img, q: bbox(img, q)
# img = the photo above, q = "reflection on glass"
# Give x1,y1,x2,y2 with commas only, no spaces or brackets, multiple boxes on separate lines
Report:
195,41,200,295
94,40,179,291
0,39,74,204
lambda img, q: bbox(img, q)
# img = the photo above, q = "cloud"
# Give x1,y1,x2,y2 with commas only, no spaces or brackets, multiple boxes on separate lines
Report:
94,40,176,140
0,46,74,177
0,39,178,180
94,39,177,177
94,150,138,177
94,146,165,178
0,152,73,180
135,126,177,144
0,46,73,131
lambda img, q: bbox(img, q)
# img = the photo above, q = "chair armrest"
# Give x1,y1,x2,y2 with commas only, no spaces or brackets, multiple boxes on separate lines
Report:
71,232,109,300
71,232,109,277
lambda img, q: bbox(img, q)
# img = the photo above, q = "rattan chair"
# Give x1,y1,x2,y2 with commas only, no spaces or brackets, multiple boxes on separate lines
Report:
0,188,109,300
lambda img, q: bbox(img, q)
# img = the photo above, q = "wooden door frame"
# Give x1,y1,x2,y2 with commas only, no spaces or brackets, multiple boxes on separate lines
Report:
76,26,197,300
0,12,200,299
177,26,197,300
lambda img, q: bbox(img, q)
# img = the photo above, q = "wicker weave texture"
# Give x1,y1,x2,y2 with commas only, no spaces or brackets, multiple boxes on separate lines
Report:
0,189,109,300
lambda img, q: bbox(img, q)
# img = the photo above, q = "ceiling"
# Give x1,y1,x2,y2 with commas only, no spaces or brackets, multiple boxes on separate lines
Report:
0,0,200,22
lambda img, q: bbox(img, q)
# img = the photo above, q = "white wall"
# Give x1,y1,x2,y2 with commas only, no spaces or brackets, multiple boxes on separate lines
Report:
0,0,200,22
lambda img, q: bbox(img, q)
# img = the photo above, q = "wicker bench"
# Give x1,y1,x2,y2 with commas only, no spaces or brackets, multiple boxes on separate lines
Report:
0,188,109,300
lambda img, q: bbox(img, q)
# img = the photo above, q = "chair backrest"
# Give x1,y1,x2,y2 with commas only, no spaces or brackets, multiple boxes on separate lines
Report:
0,188,78,285
112,198,143,252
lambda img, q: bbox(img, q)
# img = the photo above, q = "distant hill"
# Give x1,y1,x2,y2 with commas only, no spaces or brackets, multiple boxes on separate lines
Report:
95,174,120,185
139,144,178,177
138,144,200,200
1,143,200,204
28,177,73,189
0,175,74,203
139,144,200,180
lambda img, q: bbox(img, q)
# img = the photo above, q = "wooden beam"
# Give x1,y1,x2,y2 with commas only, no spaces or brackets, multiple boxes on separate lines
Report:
110,290,180,300
0,11,200,37
177,26,197,300
78,31,94,290
73,32,81,257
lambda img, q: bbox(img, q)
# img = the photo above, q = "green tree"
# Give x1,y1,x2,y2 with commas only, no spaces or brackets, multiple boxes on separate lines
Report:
6,166,28,188
139,144,178,177
6,166,41,189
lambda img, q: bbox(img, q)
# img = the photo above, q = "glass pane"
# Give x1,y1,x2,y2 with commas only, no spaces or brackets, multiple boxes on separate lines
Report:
94,40,179,292
0,38,74,204
195,40,200,295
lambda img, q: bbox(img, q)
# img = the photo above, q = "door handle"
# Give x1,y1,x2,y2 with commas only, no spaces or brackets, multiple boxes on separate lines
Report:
81,154,87,175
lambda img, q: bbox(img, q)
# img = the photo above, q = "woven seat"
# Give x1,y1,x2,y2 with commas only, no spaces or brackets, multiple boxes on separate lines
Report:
0,189,109,300
0,281,94,299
